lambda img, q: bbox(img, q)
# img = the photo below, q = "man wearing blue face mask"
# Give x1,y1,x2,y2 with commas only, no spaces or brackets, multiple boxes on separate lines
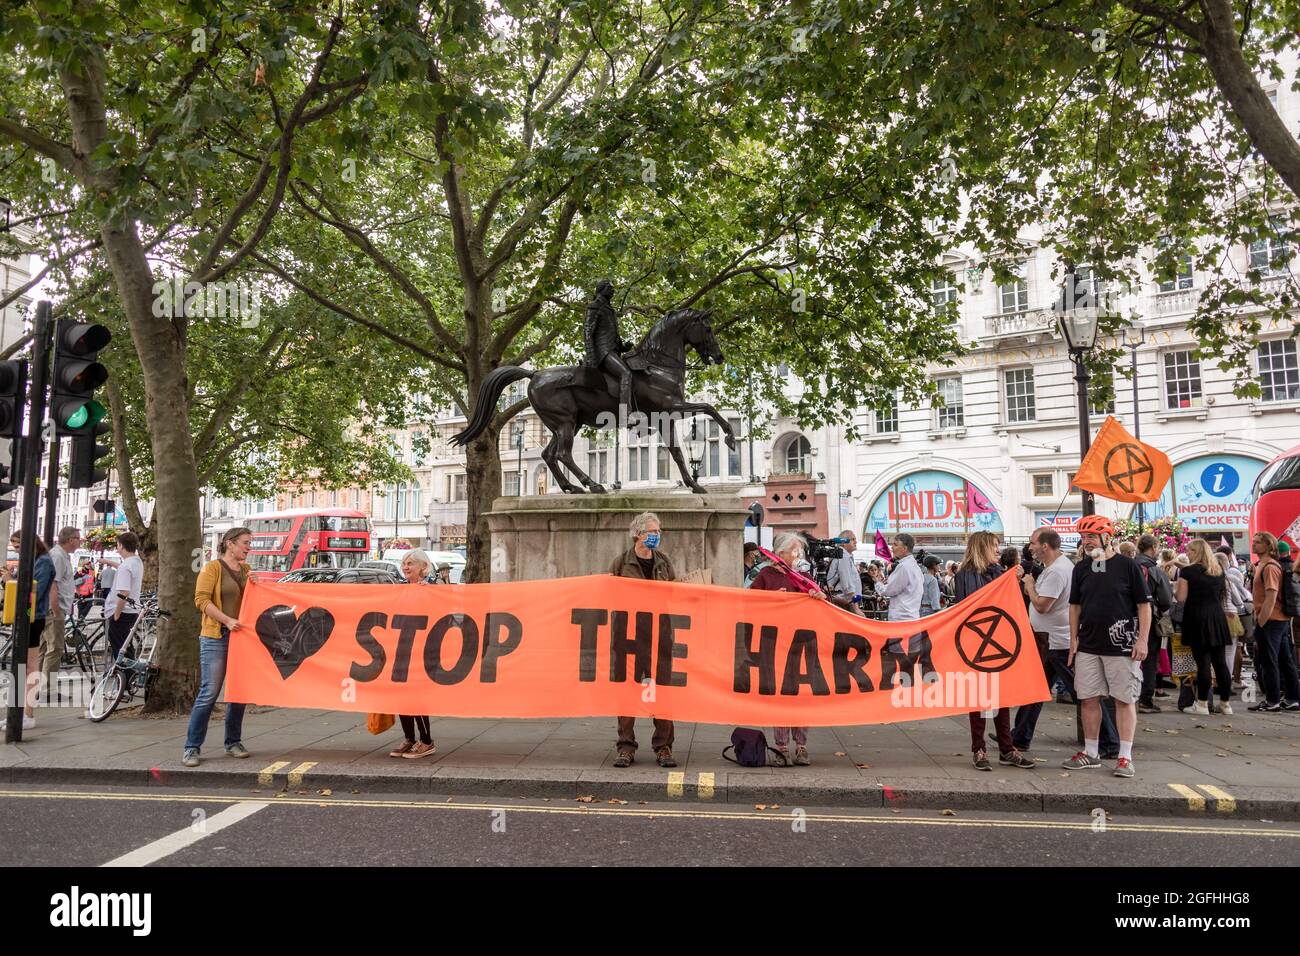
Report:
609,511,679,768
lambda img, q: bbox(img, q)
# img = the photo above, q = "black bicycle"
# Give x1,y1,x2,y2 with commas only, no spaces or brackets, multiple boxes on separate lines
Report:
87,598,172,722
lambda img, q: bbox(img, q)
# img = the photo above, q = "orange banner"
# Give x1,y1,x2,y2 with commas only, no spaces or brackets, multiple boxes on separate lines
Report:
1073,415,1172,503
227,571,1048,726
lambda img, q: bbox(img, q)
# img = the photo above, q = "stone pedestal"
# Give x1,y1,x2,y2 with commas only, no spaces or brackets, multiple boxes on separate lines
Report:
485,493,750,587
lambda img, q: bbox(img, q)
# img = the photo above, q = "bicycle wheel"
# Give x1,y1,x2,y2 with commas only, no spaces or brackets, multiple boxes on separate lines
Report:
87,669,125,722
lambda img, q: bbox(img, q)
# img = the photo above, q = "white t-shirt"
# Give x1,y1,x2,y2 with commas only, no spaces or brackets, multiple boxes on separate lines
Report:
104,555,144,617
1030,553,1073,650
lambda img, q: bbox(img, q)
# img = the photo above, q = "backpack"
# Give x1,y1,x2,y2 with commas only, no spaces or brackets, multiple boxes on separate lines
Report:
1261,558,1300,619
1282,563,1300,619
722,728,788,768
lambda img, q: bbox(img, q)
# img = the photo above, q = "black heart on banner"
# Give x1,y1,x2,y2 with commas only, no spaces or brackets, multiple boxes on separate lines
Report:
255,605,335,679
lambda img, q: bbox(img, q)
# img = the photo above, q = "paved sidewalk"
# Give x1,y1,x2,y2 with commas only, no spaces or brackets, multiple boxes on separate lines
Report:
4,689,1299,819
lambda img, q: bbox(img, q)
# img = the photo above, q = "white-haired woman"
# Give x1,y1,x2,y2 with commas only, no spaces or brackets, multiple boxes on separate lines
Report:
609,512,679,768
391,549,437,758
748,531,827,766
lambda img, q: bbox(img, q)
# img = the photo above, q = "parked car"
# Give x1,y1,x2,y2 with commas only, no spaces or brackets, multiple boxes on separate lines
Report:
358,559,403,577
278,567,401,584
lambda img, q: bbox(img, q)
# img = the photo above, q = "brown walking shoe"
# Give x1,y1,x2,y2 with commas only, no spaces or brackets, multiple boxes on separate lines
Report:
655,747,677,768
613,750,634,768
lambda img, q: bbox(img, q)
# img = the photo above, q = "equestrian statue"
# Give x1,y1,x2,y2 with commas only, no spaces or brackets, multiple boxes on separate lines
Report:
451,280,736,494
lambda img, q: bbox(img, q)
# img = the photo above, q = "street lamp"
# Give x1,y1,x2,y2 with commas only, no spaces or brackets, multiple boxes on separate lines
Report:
1124,321,1147,532
684,417,706,482
1057,263,1102,517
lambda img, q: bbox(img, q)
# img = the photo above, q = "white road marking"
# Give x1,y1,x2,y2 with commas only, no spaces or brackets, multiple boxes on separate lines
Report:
100,801,269,867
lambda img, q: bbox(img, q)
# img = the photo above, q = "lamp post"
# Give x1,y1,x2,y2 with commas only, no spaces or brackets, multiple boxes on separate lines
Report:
1124,321,1147,532
1057,263,1102,517
684,417,706,483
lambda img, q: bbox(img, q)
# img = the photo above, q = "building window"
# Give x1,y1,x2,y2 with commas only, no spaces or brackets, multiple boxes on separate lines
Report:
1004,368,1036,423
1250,218,1291,276
406,483,421,519
1163,350,1203,410
502,471,522,495
628,445,651,482
999,262,1028,314
656,446,671,480
1258,339,1300,402
727,416,742,475
931,271,959,319
1156,236,1194,291
698,420,739,478
449,474,466,502
782,435,811,474
875,396,898,434
935,376,964,428
587,449,608,484
1032,473,1054,497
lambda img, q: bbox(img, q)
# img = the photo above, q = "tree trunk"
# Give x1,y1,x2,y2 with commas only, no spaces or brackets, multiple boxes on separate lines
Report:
97,220,203,713
463,429,503,584
58,43,204,713
1165,0,1300,201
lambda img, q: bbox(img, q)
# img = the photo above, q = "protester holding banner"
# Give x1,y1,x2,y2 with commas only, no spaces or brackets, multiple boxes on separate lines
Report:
1065,515,1150,778
953,531,1034,770
183,527,253,768
388,549,438,758
611,512,679,769
749,531,828,766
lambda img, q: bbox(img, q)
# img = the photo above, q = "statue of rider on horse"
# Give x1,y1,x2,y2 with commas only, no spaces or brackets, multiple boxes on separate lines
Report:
453,281,736,495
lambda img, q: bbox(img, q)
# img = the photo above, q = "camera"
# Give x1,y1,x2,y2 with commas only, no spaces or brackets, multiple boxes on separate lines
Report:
804,535,850,588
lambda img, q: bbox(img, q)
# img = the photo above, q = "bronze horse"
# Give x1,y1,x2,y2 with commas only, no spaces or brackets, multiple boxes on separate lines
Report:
452,308,735,494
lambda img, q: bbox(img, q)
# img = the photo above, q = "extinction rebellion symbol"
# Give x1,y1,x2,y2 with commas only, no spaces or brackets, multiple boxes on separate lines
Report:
1103,442,1155,497
955,606,1021,673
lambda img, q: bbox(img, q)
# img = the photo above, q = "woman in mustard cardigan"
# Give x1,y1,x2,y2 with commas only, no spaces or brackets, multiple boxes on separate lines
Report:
183,527,254,768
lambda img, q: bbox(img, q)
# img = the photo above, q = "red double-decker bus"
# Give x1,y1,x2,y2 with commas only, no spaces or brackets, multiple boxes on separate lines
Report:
1249,444,1300,553
245,508,373,581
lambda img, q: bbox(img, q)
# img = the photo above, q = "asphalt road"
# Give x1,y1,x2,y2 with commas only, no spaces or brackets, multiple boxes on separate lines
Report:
1,784,1297,867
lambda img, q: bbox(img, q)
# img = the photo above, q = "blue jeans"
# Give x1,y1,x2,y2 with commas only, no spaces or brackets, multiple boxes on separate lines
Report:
1255,619,1300,705
1013,649,1118,751
184,637,246,752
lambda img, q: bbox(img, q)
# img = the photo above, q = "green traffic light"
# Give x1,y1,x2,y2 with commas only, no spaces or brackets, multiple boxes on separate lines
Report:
66,404,89,429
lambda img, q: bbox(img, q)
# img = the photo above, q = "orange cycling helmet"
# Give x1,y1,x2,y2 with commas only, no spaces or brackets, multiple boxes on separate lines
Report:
1074,514,1116,536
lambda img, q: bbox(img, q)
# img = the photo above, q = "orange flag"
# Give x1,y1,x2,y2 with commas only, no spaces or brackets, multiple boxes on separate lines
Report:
1074,415,1172,503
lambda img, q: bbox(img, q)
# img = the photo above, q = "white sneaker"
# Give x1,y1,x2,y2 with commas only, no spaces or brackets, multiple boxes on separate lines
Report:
1219,701,1234,716
0,715,36,731
1191,700,1210,716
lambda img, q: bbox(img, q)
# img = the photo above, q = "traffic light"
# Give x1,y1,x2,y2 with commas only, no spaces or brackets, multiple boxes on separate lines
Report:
50,320,110,437
0,359,25,440
50,319,112,489
69,425,111,489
